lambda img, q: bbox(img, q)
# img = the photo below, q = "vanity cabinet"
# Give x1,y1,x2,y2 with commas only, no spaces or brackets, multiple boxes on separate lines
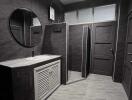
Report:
0,55,61,100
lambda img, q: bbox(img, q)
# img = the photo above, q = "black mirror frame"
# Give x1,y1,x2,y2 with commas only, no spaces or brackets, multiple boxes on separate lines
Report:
9,8,43,48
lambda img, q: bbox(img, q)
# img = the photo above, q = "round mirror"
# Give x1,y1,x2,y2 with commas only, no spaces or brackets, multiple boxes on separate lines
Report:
9,8,42,47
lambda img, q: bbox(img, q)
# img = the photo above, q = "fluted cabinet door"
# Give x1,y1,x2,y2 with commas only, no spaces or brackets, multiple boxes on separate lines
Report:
34,60,61,100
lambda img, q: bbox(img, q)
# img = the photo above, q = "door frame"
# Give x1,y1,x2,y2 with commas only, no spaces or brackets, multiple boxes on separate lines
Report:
82,25,91,78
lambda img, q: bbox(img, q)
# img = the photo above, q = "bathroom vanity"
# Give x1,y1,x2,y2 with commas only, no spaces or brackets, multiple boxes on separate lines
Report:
0,55,61,100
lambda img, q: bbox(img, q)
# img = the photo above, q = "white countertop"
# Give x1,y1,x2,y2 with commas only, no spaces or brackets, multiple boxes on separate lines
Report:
0,55,61,68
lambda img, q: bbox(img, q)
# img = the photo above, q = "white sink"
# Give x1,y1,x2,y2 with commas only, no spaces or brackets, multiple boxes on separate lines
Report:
25,55,52,61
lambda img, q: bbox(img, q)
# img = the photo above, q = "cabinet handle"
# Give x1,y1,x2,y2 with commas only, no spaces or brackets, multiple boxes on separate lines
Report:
109,48,114,56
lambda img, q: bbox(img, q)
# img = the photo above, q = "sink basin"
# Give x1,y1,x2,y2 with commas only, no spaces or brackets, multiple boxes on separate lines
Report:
25,55,51,61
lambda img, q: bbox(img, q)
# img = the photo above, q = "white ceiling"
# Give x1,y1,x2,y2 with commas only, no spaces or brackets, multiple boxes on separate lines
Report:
60,0,85,5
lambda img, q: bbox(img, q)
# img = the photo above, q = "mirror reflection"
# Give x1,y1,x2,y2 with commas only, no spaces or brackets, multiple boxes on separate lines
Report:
9,8,42,47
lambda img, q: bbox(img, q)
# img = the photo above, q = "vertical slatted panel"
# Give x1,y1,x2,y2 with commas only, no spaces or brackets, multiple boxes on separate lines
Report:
38,68,49,99
49,63,60,90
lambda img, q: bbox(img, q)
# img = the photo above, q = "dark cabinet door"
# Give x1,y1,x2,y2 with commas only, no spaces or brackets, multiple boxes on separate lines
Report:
12,68,34,100
123,13,132,100
92,22,116,76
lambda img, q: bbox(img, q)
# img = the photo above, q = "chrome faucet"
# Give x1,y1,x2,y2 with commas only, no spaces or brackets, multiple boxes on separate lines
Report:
32,48,35,57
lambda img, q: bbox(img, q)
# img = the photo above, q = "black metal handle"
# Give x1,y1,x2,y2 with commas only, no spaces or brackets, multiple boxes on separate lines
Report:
110,48,114,56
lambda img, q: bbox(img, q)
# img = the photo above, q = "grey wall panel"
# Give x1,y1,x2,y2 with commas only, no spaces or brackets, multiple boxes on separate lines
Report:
42,23,69,84
0,0,64,62
114,0,129,82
